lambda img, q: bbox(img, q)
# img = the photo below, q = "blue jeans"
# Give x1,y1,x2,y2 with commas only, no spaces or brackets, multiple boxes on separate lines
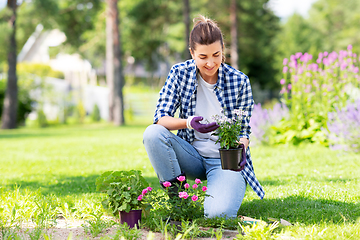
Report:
143,124,246,218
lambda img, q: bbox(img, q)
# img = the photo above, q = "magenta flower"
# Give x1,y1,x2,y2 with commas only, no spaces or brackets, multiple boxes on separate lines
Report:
202,186,207,192
283,58,288,65
137,195,143,201
283,66,288,73
324,51,328,57
127,187,131,190
163,181,171,188
288,84,292,90
280,79,285,85
195,179,202,184
184,183,190,189
192,184,198,189
147,187,152,191
142,189,148,195
177,176,186,182
191,195,199,201
179,191,189,199
347,44,353,51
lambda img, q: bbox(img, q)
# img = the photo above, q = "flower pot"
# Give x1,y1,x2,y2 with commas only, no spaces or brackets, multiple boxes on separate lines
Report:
119,209,142,228
219,146,244,171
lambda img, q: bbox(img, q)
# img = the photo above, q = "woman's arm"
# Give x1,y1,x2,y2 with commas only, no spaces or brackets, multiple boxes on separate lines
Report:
157,116,187,131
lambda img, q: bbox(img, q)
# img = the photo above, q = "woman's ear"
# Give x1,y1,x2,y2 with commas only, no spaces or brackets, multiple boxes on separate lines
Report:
189,48,194,59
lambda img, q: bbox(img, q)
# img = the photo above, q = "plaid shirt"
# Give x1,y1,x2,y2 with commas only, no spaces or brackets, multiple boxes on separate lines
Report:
153,59,265,199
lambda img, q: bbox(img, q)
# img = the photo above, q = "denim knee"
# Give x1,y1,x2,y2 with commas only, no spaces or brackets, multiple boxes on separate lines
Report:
143,124,167,143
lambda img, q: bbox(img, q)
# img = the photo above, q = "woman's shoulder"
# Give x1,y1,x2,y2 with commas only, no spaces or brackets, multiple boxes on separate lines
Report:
170,59,196,73
221,63,248,80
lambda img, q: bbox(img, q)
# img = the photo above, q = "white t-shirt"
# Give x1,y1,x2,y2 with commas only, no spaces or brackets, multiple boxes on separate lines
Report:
192,74,222,158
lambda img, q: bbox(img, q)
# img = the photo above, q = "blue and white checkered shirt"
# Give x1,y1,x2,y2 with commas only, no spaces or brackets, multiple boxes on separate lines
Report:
153,59,265,199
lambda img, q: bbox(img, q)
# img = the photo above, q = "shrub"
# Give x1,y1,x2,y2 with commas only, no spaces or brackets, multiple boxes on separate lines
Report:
37,109,48,128
250,103,289,146
74,101,86,124
91,104,101,122
17,63,64,79
0,74,34,125
326,99,360,152
278,45,360,144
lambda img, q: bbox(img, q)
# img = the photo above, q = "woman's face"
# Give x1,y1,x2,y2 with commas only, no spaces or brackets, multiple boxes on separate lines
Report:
190,41,223,84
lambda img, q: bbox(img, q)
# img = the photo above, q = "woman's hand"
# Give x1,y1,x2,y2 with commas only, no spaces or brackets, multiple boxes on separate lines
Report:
237,138,249,150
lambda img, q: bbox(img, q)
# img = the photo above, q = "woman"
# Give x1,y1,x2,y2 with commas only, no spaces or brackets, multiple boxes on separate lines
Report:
143,15,264,218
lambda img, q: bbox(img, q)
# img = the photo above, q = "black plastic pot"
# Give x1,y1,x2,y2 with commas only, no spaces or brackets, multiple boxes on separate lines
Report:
219,146,243,171
119,209,142,228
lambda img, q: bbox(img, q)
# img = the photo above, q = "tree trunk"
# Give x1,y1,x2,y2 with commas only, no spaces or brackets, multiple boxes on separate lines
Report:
230,0,238,69
106,0,125,125
1,0,18,129
183,0,191,60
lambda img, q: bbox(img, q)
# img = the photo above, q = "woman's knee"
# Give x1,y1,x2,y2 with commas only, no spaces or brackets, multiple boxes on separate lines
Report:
143,124,168,143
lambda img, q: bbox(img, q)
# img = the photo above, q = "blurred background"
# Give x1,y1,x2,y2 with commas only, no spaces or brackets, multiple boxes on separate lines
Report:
0,0,359,131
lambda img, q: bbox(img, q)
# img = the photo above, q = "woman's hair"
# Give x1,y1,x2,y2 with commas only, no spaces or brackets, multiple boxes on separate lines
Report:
189,15,225,62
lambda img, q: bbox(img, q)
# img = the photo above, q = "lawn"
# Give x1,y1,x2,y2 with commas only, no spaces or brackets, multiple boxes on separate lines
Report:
0,123,359,239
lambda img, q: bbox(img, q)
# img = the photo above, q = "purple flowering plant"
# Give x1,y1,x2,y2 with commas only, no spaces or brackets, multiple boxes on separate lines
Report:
138,176,208,221
326,99,360,152
211,108,247,149
277,45,360,144
249,103,289,146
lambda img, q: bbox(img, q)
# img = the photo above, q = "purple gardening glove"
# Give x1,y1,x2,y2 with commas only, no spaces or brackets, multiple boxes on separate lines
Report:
238,143,247,171
188,116,219,133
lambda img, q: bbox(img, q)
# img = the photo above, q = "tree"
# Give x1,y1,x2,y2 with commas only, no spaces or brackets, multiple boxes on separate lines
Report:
1,0,18,129
230,0,238,69
106,0,125,125
183,0,191,60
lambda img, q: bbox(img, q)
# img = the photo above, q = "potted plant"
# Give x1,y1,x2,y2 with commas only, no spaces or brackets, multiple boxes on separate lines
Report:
95,170,150,228
212,108,247,171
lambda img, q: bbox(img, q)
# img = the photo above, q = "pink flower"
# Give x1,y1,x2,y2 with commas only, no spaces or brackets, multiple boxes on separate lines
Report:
177,176,186,182
128,187,131,190
142,189,148,195
195,179,202,184
288,84,292,90
191,195,198,201
179,191,189,199
280,79,285,85
347,45,353,51
202,186,207,192
147,187,152,191
283,58,288,65
163,181,171,188
137,195,143,201
184,183,190,189
282,66,288,73
192,184,198,189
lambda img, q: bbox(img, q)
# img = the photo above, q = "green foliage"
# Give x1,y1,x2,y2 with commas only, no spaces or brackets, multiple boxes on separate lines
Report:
82,213,115,237
91,104,101,122
0,74,34,125
36,109,48,128
17,63,64,79
74,101,86,124
96,170,149,214
112,222,142,240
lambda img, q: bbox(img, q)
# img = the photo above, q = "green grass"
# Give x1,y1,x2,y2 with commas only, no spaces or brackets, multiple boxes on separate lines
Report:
1,123,359,239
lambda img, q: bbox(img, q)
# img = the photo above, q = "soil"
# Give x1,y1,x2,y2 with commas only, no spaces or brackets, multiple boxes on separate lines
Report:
13,218,239,240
